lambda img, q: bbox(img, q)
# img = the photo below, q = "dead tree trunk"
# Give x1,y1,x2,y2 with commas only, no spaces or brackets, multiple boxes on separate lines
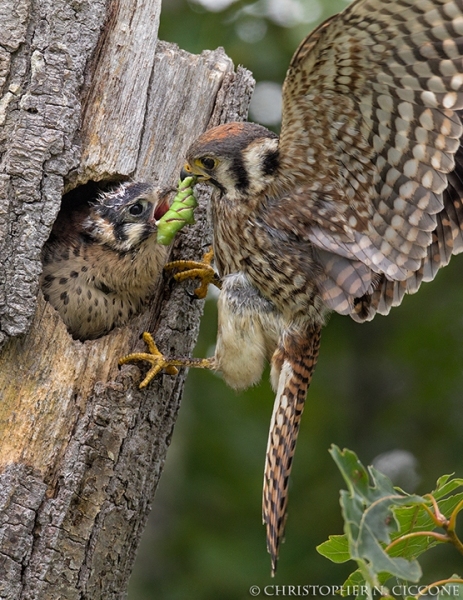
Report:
0,0,253,597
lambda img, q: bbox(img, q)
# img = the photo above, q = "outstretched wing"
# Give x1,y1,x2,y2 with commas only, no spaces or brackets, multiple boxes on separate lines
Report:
354,131,463,321
277,0,463,320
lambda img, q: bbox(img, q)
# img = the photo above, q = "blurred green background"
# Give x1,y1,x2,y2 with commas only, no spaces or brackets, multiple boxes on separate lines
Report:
129,0,463,597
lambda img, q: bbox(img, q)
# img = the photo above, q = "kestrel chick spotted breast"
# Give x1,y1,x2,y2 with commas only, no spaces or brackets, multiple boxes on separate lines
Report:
41,182,170,341
177,0,463,574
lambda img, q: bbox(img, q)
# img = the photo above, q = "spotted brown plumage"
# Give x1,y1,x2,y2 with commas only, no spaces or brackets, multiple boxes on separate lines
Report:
121,0,463,574
41,182,170,340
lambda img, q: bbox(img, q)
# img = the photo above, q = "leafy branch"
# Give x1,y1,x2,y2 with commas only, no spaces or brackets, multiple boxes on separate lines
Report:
317,446,463,600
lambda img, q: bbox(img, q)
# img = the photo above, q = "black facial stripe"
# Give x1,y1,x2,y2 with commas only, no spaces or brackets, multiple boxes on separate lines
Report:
210,178,226,195
231,155,249,192
263,148,280,176
114,223,128,242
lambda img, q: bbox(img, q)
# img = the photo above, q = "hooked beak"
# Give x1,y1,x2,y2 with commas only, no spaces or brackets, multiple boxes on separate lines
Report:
180,163,209,182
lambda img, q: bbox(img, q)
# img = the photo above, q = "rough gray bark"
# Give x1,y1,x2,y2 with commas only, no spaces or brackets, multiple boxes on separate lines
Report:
0,0,254,598
0,0,107,343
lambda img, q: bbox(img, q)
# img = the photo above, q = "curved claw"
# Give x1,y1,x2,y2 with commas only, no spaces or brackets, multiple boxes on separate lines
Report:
120,332,215,390
171,264,218,299
119,332,178,389
165,247,221,299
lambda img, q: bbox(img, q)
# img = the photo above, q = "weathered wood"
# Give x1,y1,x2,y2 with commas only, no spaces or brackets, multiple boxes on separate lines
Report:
78,0,162,182
0,0,254,596
0,0,107,344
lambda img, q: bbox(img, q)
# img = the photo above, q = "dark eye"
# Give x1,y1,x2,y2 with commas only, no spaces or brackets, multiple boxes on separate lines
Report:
200,157,216,170
129,201,145,216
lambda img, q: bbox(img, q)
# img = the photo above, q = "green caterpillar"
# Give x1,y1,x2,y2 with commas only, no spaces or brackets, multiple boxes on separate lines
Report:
156,176,198,245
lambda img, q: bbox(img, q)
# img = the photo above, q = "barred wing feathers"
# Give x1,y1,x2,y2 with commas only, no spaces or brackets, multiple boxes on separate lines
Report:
276,0,463,320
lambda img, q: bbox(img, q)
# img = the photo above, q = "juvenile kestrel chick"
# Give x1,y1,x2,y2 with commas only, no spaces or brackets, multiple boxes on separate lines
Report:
41,182,170,340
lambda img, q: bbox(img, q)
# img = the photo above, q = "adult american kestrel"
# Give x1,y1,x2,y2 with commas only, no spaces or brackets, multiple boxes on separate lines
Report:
41,182,170,340
120,0,463,574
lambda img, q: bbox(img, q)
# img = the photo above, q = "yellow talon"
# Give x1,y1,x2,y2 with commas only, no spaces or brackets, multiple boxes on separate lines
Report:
120,331,215,389
165,247,221,299
119,332,179,389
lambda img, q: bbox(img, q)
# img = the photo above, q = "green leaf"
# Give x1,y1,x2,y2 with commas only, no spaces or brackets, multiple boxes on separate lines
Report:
341,570,366,598
329,446,426,588
316,534,350,563
322,449,463,598
432,475,463,500
340,570,390,599
391,475,463,560
438,576,463,600
330,445,372,500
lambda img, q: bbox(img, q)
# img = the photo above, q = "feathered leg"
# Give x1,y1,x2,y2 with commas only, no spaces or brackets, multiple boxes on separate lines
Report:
264,325,321,575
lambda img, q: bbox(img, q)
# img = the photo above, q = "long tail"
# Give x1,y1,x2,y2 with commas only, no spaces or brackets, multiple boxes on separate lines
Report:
263,325,321,576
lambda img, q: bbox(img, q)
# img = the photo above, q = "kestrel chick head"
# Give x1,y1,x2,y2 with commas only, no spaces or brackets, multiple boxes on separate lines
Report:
41,181,171,341
182,122,279,200
83,182,170,253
